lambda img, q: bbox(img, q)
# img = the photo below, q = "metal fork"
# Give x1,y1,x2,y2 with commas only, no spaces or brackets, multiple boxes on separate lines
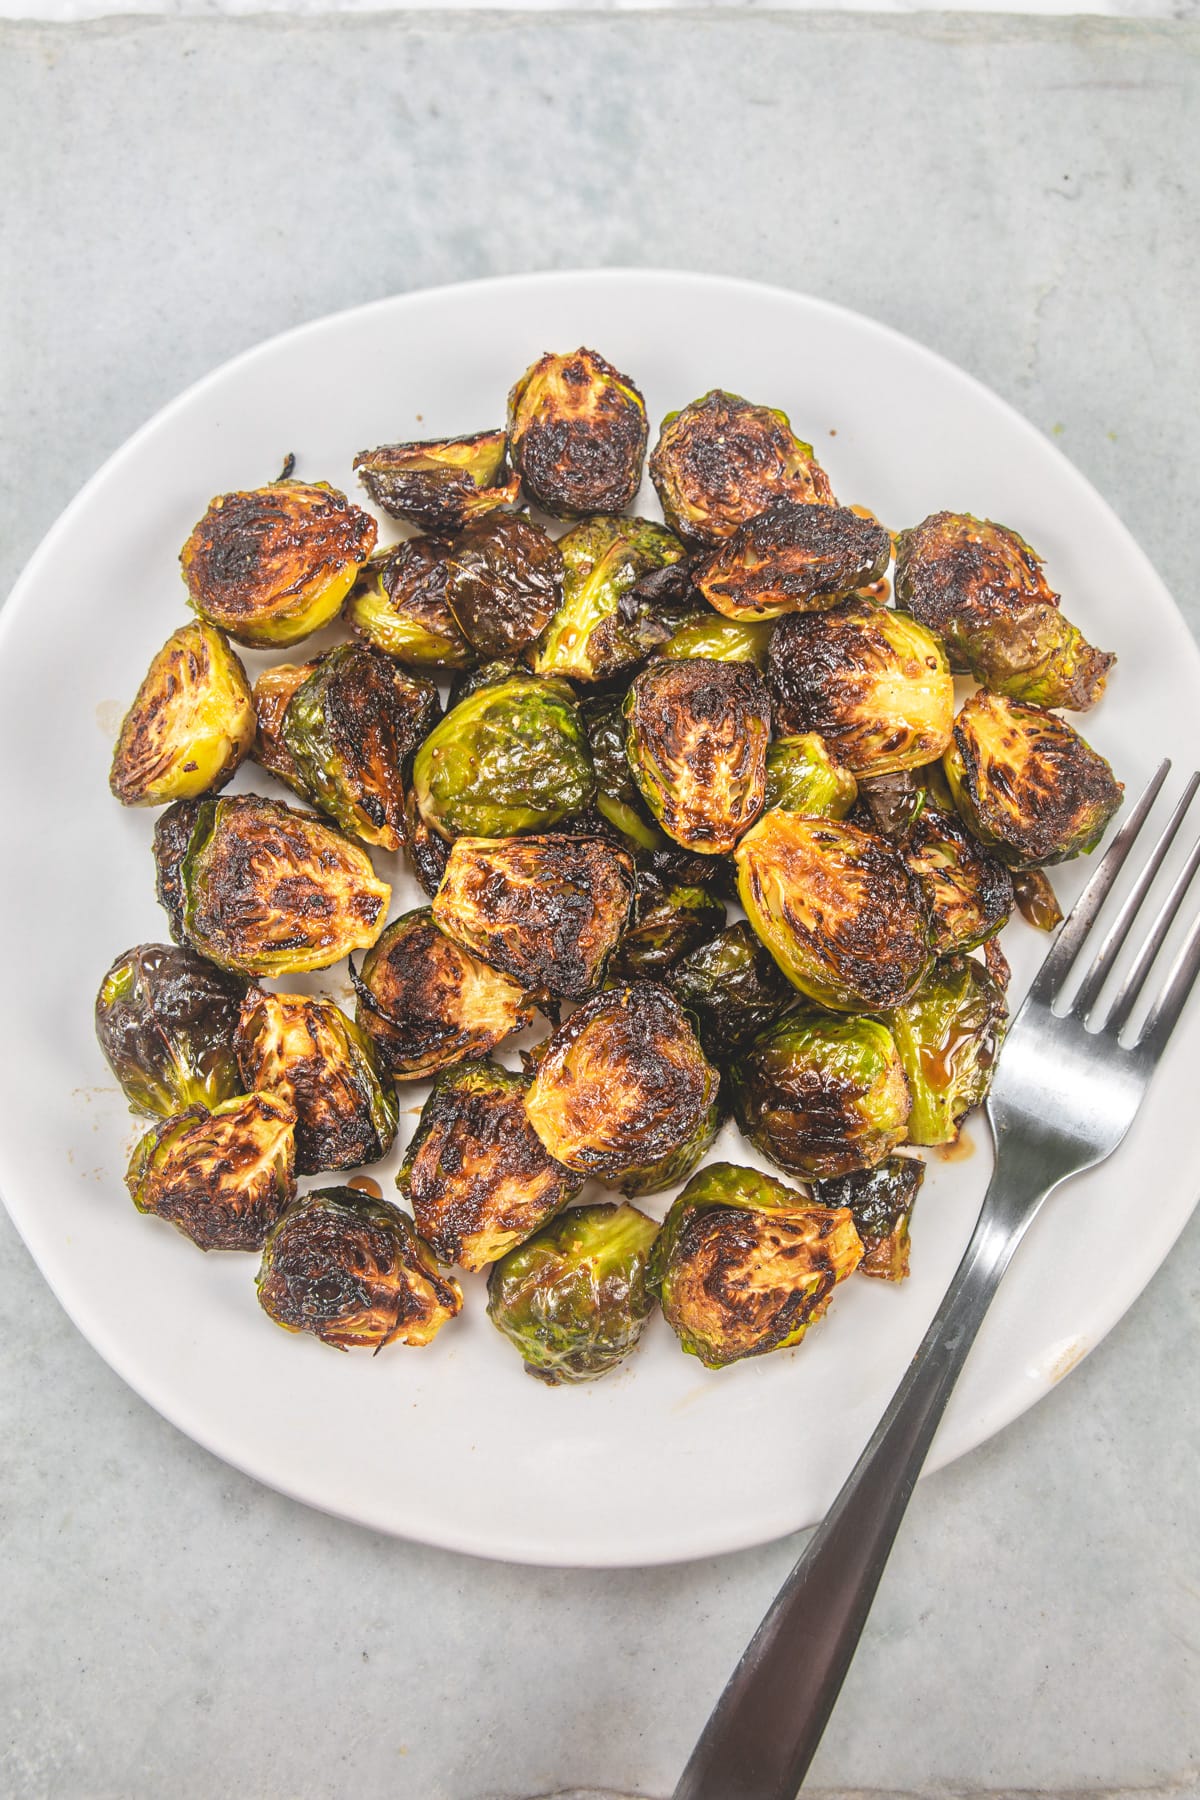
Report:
674,758,1200,1800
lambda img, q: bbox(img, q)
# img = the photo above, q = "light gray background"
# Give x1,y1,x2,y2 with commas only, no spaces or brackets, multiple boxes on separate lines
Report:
2,13,1198,1800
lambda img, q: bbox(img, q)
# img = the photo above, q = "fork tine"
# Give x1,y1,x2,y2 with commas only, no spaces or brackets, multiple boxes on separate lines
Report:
1104,801,1200,1037
1027,759,1170,1007
1133,890,1200,1061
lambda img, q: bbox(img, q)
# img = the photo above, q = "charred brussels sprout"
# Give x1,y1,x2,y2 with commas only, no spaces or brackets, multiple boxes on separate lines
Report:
236,989,398,1175
854,770,927,839
95,943,245,1118
668,920,794,1065
530,515,686,684
765,733,858,819
345,539,473,670
432,834,635,999
110,622,255,807
768,601,954,777
251,661,319,800
525,982,720,1194
256,1186,462,1350
903,805,1014,953
403,787,451,898
487,1202,660,1384
181,480,377,649
649,1163,863,1368
412,674,595,842
731,1010,911,1179
609,875,726,980
126,1091,296,1250
887,955,1006,1146
944,691,1123,867
153,794,390,977
354,907,534,1079
507,347,648,518
649,390,835,549
398,1061,582,1271
736,811,930,1012
353,429,519,531
894,512,1114,711
581,692,667,854
657,615,775,667
624,658,770,855
696,501,890,622
812,1155,924,1282
444,512,563,658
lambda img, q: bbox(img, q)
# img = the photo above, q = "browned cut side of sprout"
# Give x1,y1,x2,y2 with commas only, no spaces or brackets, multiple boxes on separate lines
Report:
125,1091,297,1250
110,622,255,807
507,347,648,518
696,501,890,621
251,661,320,799
353,429,519,531
624,658,770,854
649,390,835,548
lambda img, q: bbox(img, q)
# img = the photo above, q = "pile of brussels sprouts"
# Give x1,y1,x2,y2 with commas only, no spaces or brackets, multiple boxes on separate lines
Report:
95,347,1123,1381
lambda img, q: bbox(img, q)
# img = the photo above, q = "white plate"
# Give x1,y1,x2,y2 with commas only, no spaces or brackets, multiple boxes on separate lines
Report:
2,269,1198,1569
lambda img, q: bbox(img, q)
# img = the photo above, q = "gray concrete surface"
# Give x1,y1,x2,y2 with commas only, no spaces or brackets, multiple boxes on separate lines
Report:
1,13,1198,1800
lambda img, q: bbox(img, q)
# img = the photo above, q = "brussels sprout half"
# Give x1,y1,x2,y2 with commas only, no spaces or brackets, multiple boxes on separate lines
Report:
812,1154,924,1282
507,347,648,518
530,515,686,684
353,429,519,531
110,622,255,807
487,1202,660,1384
649,390,835,548
696,501,890,622
345,539,474,670
444,512,563,659
886,955,1006,1146
657,615,775,668
581,691,668,855
126,1091,297,1251
649,1163,863,1368
95,942,246,1119
256,1186,463,1350
765,733,858,819
181,480,377,649
668,920,795,1065
609,874,727,981
251,661,319,800
625,658,770,855
903,805,1014,954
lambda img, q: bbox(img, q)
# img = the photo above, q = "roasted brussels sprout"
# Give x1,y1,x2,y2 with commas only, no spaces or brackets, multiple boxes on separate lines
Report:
251,661,319,800
345,538,474,670
609,875,726,981
580,692,668,855
649,1163,863,1368
353,907,534,1079
530,515,686,684
1012,867,1064,932
444,512,563,658
397,1061,582,1271
887,955,1006,1146
812,1154,924,1282
236,989,398,1175
487,1201,660,1384
943,691,1123,867
412,674,595,842
446,658,527,708
431,834,635,999
764,733,858,819
736,811,930,1012
181,480,377,649
649,390,835,548
894,512,1114,711
95,942,245,1118
525,982,720,1193
110,622,255,807
903,805,1014,953
403,786,451,898
256,1186,462,1350
125,1091,296,1250
657,615,775,667
507,347,648,518
768,600,954,776
153,794,391,977
696,501,890,622
624,658,770,855
353,429,519,531
668,920,794,1065
731,1009,911,1179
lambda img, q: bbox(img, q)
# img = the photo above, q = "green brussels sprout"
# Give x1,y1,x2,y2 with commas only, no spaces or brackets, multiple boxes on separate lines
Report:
767,600,955,777
235,989,398,1175
657,615,776,668
1012,867,1064,932
353,907,534,1079
279,642,439,852
731,1009,911,1179
668,920,793,1065
95,942,245,1119
181,479,377,649
609,875,726,981
353,429,519,531
251,661,320,800
649,1163,863,1368
397,1060,583,1271
153,794,391,977
525,981,720,1193
109,622,255,807
125,1091,297,1251
403,785,451,898
412,674,595,842
648,390,835,549
444,512,563,658
344,539,474,670
696,501,890,622
943,691,1123,867
812,1154,924,1282
624,658,770,855
580,692,669,855
530,515,686,684
903,805,1014,953
886,955,1006,1147
507,347,648,518
431,834,636,999
894,512,1114,711
487,1201,660,1384
765,733,859,819
735,810,931,1012
256,1186,463,1350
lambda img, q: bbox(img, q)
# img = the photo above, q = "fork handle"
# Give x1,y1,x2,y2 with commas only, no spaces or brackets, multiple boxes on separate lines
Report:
672,1168,1045,1800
